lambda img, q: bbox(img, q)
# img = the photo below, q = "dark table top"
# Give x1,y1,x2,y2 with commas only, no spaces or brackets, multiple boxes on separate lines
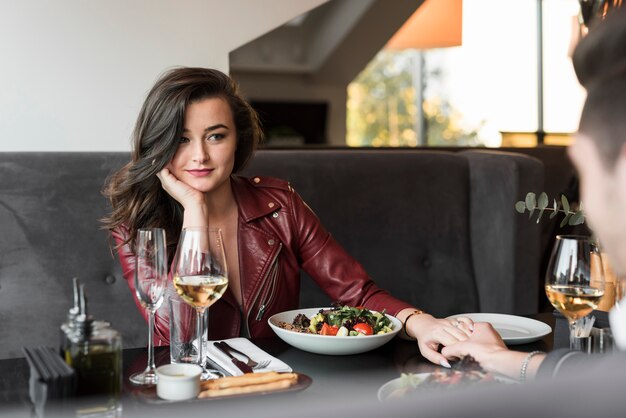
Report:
0,313,556,417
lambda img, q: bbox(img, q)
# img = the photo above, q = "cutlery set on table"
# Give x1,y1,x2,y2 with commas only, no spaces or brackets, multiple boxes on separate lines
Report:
212,340,271,374
205,337,291,376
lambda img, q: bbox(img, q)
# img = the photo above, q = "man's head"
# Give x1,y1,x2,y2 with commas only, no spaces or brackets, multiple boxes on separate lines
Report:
569,7,626,273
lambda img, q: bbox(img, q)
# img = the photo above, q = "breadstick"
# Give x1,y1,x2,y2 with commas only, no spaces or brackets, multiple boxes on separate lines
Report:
201,372,297,390
198,378,295,398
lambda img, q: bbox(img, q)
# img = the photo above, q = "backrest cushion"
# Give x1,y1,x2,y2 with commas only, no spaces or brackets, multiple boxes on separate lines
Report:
242,149,480,317
0,152,146,359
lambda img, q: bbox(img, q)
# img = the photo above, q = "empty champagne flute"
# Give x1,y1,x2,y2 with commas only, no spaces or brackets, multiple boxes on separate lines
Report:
130,228,168,385
545,235,605,350
172,227,228,376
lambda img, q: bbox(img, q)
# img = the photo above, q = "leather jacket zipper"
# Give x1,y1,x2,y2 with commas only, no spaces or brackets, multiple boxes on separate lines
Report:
255,256,280,320
246,243,282,324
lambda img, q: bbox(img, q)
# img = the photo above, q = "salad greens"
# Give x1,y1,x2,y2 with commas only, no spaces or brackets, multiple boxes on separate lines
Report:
284,305,394,336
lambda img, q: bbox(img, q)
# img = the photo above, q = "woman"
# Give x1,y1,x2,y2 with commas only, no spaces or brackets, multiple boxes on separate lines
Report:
102,67,472,367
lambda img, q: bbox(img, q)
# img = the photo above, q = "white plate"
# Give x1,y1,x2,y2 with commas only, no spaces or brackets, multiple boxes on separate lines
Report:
447,313,552,345
378,372,514,401
378,373,430,401
268,307,401,355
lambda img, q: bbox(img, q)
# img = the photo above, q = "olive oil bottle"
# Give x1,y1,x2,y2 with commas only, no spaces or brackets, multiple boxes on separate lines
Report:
64,284,122,397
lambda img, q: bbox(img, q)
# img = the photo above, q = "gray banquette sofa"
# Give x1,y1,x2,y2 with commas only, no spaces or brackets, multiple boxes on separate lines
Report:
0,149,543,359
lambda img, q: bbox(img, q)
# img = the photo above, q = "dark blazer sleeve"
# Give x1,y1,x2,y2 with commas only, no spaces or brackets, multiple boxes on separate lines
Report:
537,348,622,380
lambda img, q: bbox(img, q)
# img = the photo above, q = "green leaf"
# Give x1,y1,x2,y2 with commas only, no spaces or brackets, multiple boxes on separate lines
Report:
569,211,585,226
550,199,560,219
536,208,545,223
561,195,570,214
516,191,586,227
525,192,537,211
537,192,549,210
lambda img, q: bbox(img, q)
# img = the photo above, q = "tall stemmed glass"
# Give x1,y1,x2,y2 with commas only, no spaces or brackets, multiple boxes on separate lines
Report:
545,235,605,350
130,228,168,385
172,227,228,372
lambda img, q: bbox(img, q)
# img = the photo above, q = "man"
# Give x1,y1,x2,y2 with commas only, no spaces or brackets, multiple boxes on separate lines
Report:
441,5,626,382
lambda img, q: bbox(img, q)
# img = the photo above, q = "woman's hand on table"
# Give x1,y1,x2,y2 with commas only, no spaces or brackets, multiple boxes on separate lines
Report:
404,311,474,367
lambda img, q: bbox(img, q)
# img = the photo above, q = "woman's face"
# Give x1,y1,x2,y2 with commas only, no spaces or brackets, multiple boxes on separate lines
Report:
168,97,237,195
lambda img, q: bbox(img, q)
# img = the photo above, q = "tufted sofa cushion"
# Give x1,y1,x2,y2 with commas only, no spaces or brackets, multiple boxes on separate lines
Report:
0,153,145,360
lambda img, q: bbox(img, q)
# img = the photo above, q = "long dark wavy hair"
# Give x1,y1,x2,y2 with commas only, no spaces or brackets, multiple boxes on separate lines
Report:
102,67,262,255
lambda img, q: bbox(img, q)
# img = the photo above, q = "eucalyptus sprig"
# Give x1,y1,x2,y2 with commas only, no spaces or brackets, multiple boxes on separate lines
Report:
515,192,585,227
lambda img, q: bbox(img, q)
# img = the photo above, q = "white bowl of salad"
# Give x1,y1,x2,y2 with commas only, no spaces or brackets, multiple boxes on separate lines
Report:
268,306,401,355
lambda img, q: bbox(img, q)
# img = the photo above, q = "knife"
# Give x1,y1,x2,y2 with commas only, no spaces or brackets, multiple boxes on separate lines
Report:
213,342,254,374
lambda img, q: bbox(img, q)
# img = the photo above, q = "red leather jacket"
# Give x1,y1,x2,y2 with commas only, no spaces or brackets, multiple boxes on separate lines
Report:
114,175,412,344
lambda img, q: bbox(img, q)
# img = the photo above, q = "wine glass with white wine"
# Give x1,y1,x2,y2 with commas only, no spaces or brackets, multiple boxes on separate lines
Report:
171,227,228,376
545,235,605,350
130,228,168,385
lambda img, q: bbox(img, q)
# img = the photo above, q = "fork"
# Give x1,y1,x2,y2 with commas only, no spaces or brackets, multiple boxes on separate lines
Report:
218,341,271,369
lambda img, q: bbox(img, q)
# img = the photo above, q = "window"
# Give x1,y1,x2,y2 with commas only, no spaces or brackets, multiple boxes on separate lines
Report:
347,0,585,148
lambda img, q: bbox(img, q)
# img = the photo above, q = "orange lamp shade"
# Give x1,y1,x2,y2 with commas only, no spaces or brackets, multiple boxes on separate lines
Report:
385,0,463,50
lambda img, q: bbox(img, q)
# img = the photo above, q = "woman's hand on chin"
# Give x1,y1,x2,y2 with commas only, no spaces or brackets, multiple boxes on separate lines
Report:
156,167,204,209
157,168,209,228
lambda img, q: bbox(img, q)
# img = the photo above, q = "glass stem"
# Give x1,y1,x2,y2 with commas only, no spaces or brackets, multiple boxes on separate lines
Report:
196,310,204,368
568,320,576,351
147,309,156,373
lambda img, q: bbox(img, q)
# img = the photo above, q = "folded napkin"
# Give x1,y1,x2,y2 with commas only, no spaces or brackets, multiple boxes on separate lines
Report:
205,338,292,376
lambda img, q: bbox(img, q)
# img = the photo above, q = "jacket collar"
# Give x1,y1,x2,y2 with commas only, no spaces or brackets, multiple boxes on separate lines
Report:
231,176,282,222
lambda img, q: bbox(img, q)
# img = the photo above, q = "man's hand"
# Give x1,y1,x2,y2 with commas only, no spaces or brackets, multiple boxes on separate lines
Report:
441,322,542,380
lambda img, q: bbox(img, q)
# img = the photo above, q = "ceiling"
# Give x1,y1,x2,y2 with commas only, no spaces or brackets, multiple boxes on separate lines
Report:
230,0,426,85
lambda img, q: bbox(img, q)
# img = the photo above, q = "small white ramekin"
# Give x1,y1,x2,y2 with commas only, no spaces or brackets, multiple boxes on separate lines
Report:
155,363,203,401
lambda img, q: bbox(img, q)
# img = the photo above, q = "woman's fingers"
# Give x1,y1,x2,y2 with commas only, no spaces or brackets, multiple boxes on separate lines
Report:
448,317,474,337
443,324,471,342
455,316,475,332
156,167,201,206
440,342,470,360
418,341,452,368
156,167,173,188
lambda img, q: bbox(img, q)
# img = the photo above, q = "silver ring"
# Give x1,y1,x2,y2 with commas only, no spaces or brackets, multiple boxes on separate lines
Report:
452,320,461,328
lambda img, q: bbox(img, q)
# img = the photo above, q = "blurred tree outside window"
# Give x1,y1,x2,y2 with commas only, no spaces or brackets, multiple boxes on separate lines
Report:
346,0,584,148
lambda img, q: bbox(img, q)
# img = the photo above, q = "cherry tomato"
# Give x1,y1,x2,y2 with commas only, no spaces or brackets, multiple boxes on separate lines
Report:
353,323,373,335
320,323,339,336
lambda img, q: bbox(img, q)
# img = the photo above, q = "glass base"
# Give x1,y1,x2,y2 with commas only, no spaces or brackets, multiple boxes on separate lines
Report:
200,367,223,381
129,369,158,385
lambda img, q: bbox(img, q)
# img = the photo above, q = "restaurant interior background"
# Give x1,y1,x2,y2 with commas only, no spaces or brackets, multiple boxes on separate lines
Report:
231,0,586,149
0,0,588,152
